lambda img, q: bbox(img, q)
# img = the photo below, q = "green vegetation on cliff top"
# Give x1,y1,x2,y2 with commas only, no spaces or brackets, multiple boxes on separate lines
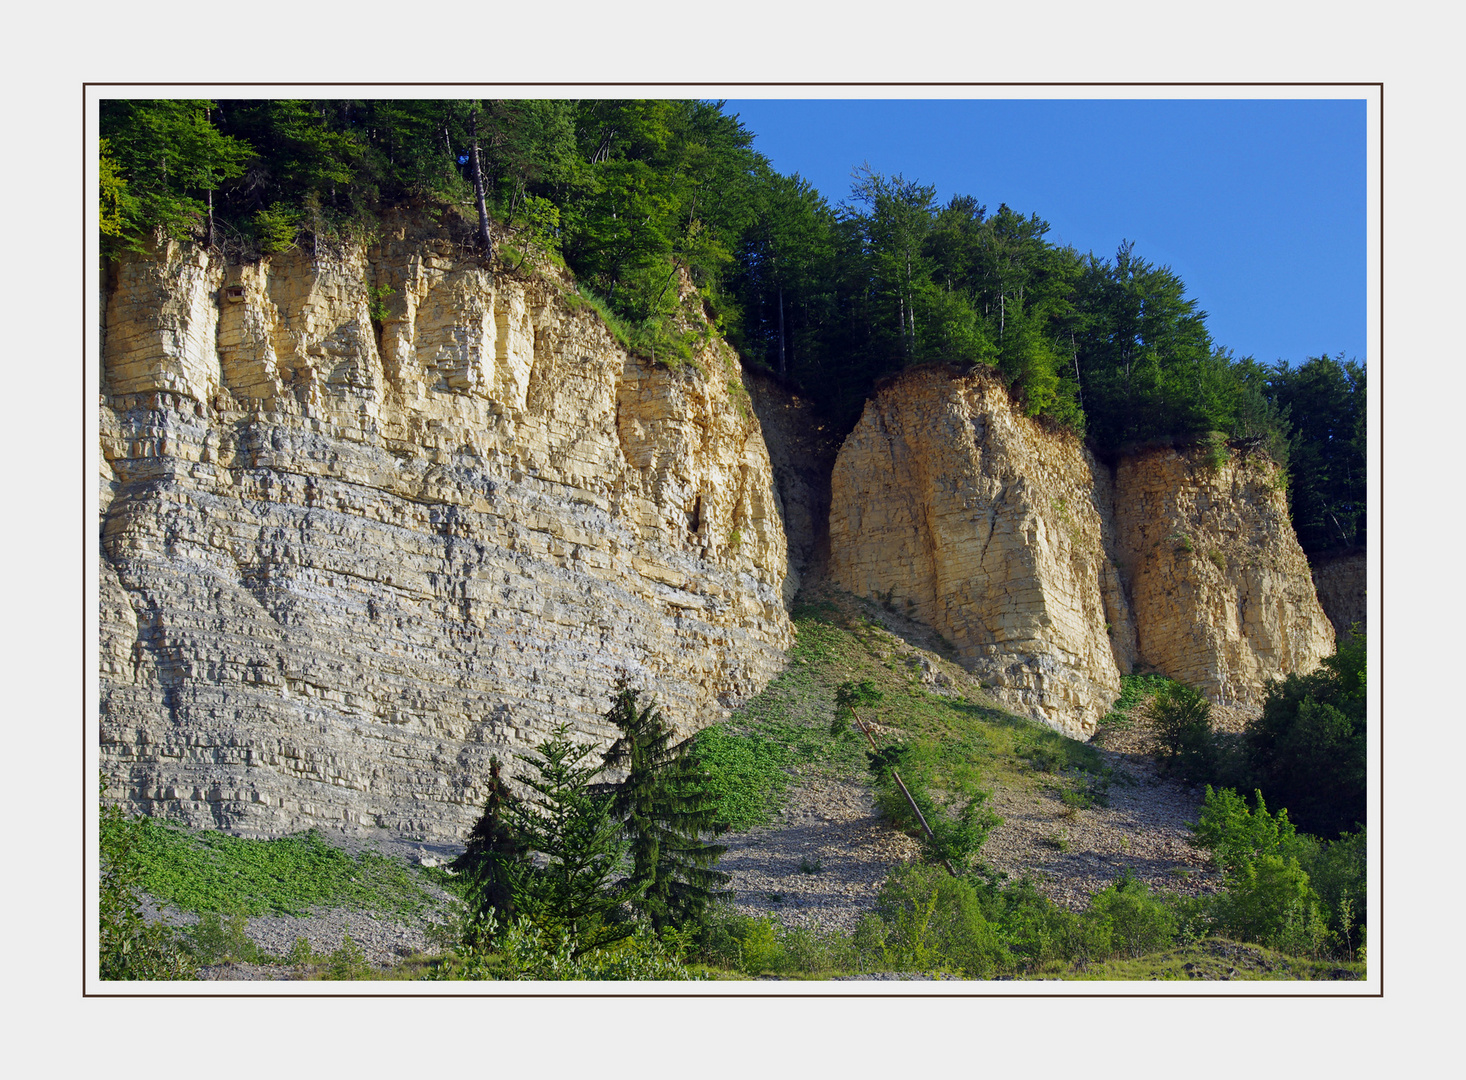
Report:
99,99,1363,552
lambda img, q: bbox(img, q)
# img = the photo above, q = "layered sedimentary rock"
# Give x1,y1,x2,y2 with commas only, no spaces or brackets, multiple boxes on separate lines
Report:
1113,448,1335,704
1309,549,1367,640
828,368,1135,737
827,366,1334,733
99,218,792,839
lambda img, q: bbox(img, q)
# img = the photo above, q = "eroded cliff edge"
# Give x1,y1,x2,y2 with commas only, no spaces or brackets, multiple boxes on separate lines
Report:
100,219,793,839
828,366,1334,737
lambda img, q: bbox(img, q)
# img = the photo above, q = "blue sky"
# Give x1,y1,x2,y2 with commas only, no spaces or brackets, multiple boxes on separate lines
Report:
723,99,1366,368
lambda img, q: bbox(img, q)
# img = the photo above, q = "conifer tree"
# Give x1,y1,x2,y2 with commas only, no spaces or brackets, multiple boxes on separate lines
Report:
508,722,634,956
449,755,529,945
601,677,730,933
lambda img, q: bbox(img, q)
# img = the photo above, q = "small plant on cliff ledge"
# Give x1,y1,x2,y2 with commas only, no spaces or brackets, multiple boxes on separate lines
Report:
367,284,395,323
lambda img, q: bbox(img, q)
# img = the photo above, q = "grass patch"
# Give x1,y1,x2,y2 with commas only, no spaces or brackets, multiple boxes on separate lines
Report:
1100,672,1176,727
694,589,1111,835
1059,939,1364,981
110,817,445,918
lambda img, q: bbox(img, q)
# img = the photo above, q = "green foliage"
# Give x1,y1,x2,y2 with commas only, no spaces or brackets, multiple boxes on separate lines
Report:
1268,353,1366,554
688,724,790,830
450,754,530,946
1101,672,1174,727
436,913,700,980
99,100,252,253
107,820,441,919
1210,855,1328,955
1085,869,1178,959
367,284,395,323
867,754,1000,871
870,862,1012,977
601,678,730,933
324,935,372,980
689,907,854,977
1247,630,1367,838
502,722,633,956
1189,786,1354,959
184,909,268,966
1150,680,1216,781
1190,786,1301,875
251,202,300,253
99,796,193,980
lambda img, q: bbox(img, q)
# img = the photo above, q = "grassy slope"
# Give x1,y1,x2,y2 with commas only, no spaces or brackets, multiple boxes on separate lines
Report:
697,588,1112,835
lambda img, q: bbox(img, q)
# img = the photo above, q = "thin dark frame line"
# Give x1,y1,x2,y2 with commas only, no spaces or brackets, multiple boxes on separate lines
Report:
1376,81,1384,999
83,80,1383,88
83,79,1383,996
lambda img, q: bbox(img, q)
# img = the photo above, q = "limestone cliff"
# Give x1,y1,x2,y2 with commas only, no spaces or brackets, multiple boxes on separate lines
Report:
828,368,1134,737
1113,447,1335,704
99,217,793,839
827,366,1334,733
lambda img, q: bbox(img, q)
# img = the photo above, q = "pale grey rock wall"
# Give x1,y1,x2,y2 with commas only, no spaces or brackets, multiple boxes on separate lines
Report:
100,220,793,840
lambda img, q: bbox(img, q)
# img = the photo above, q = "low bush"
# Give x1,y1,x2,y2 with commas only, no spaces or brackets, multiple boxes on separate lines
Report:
99,802,194,980
1084,869,1178,959
435,916,700,981
869,862,1011,977
1150,681,1216,781
866,743,999,871
1246,630,1366,839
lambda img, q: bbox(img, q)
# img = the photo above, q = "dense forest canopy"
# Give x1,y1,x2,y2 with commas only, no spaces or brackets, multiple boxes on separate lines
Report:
99,98,1366,555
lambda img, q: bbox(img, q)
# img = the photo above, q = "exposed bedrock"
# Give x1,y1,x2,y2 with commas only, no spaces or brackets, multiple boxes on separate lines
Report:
99,219,793,839
827,366,1334,735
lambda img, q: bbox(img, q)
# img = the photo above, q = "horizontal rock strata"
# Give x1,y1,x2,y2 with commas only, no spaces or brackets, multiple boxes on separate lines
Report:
100,221,792,840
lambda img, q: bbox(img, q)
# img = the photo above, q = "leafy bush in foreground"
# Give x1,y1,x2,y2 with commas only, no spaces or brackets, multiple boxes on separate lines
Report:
99,798,192,980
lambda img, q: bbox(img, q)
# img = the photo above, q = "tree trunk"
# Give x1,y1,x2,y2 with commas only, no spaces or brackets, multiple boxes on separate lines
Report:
469,109,494,261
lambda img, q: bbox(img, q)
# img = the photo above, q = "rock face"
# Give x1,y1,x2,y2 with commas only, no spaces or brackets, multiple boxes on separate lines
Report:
100,219,793,840
1114,448,1335,705
828,368,1134,737
1309,548,1367,640
827,366,1334,733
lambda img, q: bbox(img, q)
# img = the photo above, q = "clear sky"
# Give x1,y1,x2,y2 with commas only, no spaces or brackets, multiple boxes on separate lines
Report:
723,98,1366,368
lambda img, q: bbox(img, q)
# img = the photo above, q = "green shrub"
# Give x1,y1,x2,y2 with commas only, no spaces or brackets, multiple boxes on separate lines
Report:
867,749,999,871
1102,672,1174,727
251,203,300,253
1246,631,1366,838
185,909,267,966
99,796,193,981
1083,869,1177,959
1294,826,1367,950
872,862,1011,977
1151,681,1217,782
990,878,1082,972
325,935,372,980
1190,786,1302,875
689,724,789,830
1211,855,1327,954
